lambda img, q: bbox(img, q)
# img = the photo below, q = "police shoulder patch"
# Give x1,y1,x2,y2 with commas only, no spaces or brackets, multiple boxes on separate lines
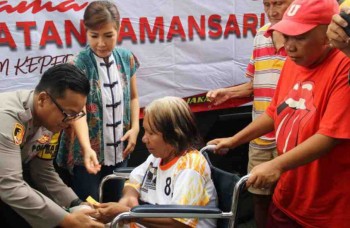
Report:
13,123,25,145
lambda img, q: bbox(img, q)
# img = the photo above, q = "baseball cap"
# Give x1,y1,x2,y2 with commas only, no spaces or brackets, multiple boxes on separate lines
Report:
268,0,339,36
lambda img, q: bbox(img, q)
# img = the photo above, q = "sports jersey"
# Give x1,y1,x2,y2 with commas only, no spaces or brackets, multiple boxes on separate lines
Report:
125,150,217,228
246,23,287,149
266,49,350,227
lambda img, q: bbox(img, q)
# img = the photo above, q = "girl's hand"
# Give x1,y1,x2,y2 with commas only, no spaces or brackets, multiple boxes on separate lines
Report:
121,128,139,159
83,147,101,174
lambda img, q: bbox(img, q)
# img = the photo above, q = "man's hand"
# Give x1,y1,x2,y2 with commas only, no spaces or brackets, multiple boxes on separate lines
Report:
83,148,101,174
60,209,104,228
246,159,283,189
93,202,130,224
206,88,230,106
206,82,253,106
327,9,350,56
121,128,139,159
207,137,234,155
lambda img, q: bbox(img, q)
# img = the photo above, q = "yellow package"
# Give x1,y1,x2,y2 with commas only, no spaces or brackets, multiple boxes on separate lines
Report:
86,196,100,206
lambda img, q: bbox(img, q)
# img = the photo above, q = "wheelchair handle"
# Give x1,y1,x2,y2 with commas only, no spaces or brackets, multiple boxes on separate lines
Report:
201,145,229,154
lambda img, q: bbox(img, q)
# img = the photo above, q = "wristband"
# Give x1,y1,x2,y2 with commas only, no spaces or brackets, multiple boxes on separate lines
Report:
69,198,83,208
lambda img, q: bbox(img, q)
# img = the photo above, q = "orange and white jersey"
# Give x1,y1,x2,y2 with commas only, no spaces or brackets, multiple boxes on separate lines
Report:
125,150,217,228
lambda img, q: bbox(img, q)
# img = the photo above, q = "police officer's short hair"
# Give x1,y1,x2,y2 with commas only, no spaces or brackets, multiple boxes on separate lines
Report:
35,63,90,99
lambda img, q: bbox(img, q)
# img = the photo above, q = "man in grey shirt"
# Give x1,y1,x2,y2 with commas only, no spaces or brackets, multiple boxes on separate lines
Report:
0,64,103,228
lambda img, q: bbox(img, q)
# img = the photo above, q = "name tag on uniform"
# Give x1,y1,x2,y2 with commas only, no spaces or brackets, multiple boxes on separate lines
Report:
36,132,60,160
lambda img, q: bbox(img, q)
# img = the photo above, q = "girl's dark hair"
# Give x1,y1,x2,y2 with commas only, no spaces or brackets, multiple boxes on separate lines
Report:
83,1,120,30
35,63,90,99
144,96,203,155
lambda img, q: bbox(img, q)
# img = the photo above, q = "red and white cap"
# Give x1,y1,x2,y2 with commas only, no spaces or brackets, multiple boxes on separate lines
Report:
268,0,339,36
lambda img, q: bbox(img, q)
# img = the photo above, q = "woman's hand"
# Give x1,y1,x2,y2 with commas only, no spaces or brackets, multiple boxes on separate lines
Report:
121,128,139,159
83,147,101,174
93,202,130,224
118,195,139,208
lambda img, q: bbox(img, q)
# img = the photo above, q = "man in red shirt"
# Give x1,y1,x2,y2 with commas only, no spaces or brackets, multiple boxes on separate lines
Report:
209,0,350,226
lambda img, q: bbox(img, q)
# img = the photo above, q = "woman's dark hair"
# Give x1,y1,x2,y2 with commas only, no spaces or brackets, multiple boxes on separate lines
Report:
144,96,203,155
35,63,90,99
83,1,120,30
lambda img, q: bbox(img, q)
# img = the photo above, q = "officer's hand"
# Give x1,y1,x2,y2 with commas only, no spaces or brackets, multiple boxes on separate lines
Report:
60,209,104,228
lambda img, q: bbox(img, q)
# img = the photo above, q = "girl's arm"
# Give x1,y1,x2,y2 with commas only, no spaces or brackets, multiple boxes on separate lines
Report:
122,75,140,158
71,107,101,174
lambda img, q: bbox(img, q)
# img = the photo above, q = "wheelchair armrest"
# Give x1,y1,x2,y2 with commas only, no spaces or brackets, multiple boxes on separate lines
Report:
131,204,222,215
110,205,226,227
113,167,134,174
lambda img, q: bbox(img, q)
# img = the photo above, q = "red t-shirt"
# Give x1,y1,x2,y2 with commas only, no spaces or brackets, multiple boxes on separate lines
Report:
266,49,350,227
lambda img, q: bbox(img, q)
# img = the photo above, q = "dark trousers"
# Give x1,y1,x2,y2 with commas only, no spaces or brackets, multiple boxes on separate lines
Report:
72,159,128,203
0,199,31,228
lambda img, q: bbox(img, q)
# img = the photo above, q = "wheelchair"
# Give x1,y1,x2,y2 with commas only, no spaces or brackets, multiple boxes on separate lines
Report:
99,145,254,228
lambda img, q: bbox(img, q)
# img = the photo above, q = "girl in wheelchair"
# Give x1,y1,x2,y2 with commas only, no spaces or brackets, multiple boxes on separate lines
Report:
94,96,217,227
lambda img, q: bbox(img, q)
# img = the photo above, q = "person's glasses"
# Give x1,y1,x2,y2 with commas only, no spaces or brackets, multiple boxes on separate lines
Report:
45,90,85,123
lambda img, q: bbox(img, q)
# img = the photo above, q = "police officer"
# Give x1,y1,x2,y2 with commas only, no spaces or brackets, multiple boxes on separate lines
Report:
0,64,103,228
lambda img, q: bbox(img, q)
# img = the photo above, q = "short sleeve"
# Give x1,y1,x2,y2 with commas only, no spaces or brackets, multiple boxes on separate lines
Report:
129,51,140,77
170,153,214,228
318,68,350,139
125,155,154,192
171,169,210,206
245,54,255,79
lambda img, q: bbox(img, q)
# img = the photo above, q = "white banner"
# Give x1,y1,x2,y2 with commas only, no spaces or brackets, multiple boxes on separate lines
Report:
0,0,264,110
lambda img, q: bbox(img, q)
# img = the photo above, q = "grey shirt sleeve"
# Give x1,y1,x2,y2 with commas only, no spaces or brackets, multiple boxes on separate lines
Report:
29,156,78,208
0,122,72,228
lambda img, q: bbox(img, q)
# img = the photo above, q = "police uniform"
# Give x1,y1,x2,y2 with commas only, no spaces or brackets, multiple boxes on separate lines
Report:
0,90,78,228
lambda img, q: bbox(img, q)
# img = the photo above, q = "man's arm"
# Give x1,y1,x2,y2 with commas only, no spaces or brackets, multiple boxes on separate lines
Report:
207,112,274,154
0,118,103,228
29,157,79,208
247,134,339,189
206,81,253,106
0,133,69,228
